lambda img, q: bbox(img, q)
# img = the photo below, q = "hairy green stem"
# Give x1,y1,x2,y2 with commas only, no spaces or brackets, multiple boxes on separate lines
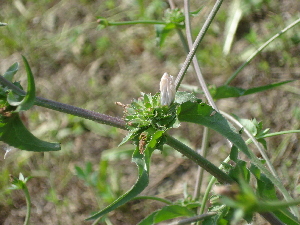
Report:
165,134,234,184
175,0,224,90
35,97,126,129
0,75,126,129
183,0,218,110
103,20,166,26
225,17,300,85
23,185,31,225
258,130,300,139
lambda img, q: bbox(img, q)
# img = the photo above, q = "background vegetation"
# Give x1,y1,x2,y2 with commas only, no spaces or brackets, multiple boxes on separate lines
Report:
0,0,299,224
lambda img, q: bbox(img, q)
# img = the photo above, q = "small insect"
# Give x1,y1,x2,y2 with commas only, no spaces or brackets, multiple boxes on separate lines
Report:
210,110,216,116
139,133,148,154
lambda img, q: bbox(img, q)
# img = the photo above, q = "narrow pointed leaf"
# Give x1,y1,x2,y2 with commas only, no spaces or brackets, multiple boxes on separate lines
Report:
86,147,150,221
3,62,19,82
7,56,36,112
244,80,294,95
155,24,175,47
0,114,60,151
213,80,295,99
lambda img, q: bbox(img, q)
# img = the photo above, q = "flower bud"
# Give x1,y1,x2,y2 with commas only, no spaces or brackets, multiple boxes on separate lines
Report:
160,72,175,106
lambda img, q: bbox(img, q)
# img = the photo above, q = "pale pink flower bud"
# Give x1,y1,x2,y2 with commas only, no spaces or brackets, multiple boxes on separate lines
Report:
160,72,175,106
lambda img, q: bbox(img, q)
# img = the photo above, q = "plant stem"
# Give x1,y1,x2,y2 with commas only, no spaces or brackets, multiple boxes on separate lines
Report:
176,28,190,53
168,0,175,9
193,127,209,200
259,213,285,225
165,134,234,184
183,0,218,111
225,17,300,85
167,0,190,53
199,156,230,215
105,20,166,26
258,130,300,139
0,75,126,129
23,185,31,225
175,0,224,90
35,97,126,129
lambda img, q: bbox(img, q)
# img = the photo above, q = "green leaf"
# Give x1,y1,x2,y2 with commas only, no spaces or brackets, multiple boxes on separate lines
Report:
138,205,195,225
86,146,151,221
75,166,85,180
190,7,204,16
236,118,258,136
155,23,175,47
7,56,36,112
228,160,250,183
213,85,245,99
178,101,250,158
229,145,239,162
147,130,164,150
273,209,300,225
154,205,195,223
3,62,19,82
118,130,138,147
213,80,295,99
243,80,294,95
0,113,60,151
250,164,277,200
138,211,157,225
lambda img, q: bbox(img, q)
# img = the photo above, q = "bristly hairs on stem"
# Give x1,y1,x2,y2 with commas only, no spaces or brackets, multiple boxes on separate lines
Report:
0,75,126,129
174,0,224,91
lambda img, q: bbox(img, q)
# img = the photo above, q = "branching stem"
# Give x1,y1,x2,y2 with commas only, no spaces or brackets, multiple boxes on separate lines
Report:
23,185,31,225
